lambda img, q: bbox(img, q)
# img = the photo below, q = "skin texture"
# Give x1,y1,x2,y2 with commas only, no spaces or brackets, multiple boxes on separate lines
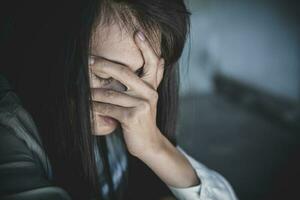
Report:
89,23,200,188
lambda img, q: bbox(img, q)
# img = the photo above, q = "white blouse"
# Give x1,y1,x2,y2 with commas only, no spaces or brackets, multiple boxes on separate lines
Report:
167,146,238,200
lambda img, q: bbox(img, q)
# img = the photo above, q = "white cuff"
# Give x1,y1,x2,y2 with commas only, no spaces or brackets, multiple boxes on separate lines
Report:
166,146,238,200
168,182,201,200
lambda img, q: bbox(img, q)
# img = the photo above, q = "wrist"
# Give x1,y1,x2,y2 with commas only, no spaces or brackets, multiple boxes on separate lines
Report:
136,130,201,188
136,128,169,162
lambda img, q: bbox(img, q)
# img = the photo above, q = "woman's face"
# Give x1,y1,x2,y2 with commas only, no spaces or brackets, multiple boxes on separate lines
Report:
89,23,146,135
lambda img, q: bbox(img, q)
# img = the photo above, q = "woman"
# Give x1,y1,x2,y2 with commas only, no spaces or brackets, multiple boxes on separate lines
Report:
0,0,237,200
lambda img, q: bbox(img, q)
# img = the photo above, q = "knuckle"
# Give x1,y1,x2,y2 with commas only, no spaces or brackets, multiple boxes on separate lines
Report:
125,109,136,121
120,66,130,77
155,58,160,66
149,90,158,100
146,57,158,67
138,100,151,113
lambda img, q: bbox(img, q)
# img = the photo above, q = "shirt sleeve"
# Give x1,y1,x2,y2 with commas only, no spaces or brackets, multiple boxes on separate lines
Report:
166,145,238,200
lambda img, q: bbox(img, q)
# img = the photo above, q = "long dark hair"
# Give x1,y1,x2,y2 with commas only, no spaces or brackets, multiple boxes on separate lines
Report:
1,0,190,199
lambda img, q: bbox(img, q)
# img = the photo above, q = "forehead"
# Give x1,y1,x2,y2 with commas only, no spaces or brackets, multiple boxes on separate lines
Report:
92,23,144,70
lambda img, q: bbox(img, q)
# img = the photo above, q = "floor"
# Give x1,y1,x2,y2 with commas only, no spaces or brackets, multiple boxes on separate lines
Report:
177,94,300,200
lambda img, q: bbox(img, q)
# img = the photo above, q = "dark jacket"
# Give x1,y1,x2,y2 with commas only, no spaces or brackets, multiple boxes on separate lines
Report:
0,74,71,200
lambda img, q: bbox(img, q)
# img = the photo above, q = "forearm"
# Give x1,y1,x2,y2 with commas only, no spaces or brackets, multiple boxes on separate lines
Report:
137,130,201,188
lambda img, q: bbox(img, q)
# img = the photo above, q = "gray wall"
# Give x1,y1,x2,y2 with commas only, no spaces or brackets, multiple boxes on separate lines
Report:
180,0,300,101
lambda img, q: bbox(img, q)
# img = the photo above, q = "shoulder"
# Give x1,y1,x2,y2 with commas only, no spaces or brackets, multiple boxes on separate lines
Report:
0,91,52,178
0,88,72,200
0,119,72,200
0,124,44,194
0,124,34,163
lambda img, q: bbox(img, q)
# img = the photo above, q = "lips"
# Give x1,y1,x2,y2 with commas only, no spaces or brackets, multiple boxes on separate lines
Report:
102,116,115,124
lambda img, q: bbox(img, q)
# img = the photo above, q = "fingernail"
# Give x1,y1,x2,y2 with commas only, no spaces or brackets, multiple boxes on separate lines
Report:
137,31,145,41
89,57,95,65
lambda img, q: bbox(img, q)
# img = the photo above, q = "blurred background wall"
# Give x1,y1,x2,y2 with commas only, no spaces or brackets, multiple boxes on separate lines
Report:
177,0,300,199
180,0,300,100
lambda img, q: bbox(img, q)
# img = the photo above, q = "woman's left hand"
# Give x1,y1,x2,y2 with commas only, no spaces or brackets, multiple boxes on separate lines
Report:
90,31,165,159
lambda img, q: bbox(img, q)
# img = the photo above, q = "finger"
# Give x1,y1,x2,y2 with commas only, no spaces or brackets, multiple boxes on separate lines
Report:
134,31,160,88
92,101,130,124
89,55,111,79
91,58,153,97
91,88,143,107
